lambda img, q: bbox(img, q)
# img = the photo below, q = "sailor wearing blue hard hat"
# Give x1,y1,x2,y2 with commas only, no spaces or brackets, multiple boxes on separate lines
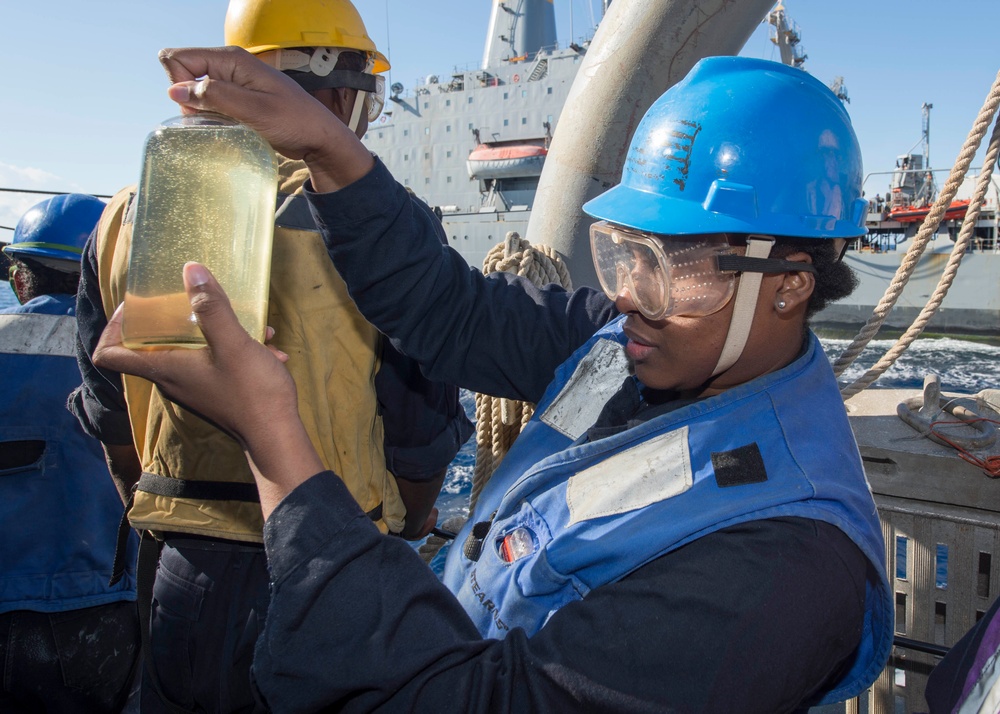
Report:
92,51,894,711
4,193,105,303
0,193,139,713
583,56,868,383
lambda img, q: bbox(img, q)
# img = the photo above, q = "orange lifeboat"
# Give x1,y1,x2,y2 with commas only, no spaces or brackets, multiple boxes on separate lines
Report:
888,199,971,224
466,144,548,180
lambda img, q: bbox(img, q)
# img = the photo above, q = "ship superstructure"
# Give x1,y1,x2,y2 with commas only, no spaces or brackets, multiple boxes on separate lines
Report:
362,0,594,269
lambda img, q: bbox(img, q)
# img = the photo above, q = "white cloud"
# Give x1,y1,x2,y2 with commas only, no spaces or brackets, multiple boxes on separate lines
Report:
0,162,87,242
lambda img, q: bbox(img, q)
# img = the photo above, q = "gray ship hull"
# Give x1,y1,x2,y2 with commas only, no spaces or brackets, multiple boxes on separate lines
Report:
818,251,999,336
816,206,1000,337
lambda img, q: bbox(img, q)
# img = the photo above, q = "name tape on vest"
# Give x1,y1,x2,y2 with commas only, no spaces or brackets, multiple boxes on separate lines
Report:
540,339,631,440
566,425,693,524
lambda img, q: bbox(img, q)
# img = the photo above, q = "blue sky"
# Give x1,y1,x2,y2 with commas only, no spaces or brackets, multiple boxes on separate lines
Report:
2,0,998,237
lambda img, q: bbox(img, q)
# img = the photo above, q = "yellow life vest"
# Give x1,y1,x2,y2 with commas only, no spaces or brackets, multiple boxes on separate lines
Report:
95,158,405,540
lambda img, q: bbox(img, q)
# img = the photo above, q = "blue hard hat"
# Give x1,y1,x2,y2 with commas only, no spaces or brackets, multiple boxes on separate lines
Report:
584,56,868,239
4,194,106,271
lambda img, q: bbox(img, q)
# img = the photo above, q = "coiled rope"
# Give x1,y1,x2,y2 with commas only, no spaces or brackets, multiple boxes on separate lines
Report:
835,68,1000,399
418,232,572,564
470,232,573,512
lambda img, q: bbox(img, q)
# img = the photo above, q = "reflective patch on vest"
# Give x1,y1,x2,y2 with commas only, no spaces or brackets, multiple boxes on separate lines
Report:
566,425,692,525
711,443,768,487
0,314,76,357
540,339,630,440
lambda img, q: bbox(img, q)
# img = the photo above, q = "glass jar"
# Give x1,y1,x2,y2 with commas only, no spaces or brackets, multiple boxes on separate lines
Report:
122,112,278,348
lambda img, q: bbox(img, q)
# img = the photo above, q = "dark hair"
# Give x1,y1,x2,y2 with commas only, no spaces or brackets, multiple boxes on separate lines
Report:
770,237,859,319
11,257,80,299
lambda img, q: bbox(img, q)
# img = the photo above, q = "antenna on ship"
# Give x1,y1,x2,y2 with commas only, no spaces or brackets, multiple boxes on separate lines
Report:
919,102,936,204
922,102,934,169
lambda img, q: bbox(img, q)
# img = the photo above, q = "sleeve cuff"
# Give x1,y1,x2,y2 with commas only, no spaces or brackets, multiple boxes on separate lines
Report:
66,384,135,445
262,470,381,585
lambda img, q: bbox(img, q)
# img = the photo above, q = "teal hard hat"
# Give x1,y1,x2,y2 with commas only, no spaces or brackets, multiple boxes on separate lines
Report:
4,194,105,271
583,56,868,239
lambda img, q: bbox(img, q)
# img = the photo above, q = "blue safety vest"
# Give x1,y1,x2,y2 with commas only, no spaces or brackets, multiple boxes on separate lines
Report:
0,294,136,613
443,316,892,704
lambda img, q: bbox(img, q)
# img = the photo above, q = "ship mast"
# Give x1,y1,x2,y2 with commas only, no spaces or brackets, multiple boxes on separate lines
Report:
482,0,558,69
918,102,936,205
922,102,933,170
767,2,806,68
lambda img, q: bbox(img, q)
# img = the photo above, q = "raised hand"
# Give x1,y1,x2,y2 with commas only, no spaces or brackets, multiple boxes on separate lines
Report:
158,46,374,191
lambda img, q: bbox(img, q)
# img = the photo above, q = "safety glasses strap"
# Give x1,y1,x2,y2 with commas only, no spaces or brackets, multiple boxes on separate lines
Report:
711,236,774,377
286,69,379,94
716,255,816,274
348,90,367,133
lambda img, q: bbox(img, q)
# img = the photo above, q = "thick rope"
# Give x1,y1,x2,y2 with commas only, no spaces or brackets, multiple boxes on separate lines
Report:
419,232,572,564
833,68,1000,390
840,114,1000,399
470,232,572,513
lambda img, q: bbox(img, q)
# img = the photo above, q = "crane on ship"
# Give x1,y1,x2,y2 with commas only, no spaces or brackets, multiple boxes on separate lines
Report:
767,3,850,103
766,2,806,68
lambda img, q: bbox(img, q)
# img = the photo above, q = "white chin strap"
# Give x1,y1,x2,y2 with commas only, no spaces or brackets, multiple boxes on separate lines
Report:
348,90,367,133
710,236,775,377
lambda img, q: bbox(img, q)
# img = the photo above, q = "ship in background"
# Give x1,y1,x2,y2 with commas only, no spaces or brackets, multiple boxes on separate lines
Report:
363,0,601,270
824,104,1000,336
765,3,1000,337
366,0,999,338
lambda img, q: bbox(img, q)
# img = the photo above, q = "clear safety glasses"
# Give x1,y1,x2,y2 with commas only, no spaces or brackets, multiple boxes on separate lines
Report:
589,221,737,320
364,74,386,122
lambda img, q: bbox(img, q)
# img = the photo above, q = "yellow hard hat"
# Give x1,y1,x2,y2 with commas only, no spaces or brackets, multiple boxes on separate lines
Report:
224,0,390,73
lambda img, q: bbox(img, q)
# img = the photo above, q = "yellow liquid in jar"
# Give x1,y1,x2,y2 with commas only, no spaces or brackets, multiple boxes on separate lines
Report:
123,119,277,349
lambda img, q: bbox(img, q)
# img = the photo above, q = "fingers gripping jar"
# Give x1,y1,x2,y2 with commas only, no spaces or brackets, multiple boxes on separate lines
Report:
123,112,278,348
